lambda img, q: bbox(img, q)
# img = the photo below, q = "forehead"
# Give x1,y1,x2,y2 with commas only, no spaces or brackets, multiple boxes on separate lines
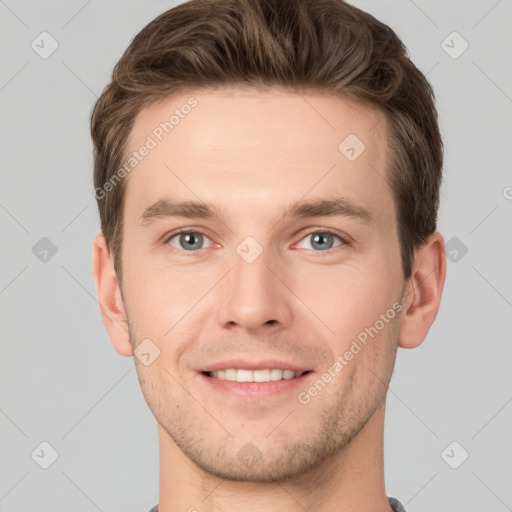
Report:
124,87,393,227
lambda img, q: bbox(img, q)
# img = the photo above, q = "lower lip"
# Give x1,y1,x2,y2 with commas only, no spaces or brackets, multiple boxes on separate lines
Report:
199,372,313,399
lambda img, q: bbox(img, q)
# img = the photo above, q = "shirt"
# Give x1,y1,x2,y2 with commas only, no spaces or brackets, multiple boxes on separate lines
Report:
147,496,407,511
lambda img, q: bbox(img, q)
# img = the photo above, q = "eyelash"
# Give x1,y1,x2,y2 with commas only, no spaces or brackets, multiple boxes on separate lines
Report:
164,228,350,254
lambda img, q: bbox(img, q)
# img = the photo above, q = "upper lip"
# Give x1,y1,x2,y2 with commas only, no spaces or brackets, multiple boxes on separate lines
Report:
200,359,312,373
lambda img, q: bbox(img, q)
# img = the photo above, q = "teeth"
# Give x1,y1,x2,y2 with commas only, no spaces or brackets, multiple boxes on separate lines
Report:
283,370,295,380
253,369,270,382
270,369,284,381
236,369,253,382
209,368,305,382
225,368,237,381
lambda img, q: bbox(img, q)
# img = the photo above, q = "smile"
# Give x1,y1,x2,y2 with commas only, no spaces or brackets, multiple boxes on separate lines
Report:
205,368,309,382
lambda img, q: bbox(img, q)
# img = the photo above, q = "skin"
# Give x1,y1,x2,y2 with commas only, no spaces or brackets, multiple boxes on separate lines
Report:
92,87,446,512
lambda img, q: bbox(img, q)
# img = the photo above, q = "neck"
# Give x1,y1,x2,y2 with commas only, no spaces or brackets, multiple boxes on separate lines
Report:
156,402,392,512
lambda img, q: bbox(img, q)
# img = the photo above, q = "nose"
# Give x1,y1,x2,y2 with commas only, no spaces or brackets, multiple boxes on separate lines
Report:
217,242,293,334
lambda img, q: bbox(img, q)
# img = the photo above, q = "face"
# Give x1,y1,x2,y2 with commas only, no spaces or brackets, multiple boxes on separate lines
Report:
119,87,406,481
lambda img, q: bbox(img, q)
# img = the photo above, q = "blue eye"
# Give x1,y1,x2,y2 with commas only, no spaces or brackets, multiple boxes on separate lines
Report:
167,231,212,251
298,230,345,251
165,229,347,253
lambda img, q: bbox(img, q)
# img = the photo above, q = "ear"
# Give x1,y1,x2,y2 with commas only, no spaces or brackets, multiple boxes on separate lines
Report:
398,231,447,349
91,232,133,356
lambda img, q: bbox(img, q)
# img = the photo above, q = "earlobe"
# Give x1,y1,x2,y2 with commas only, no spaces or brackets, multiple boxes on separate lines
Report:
398,231,447,349
91,232,133,357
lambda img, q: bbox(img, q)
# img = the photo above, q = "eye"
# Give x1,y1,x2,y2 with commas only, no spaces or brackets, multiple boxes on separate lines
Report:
296,230,347,251
164,228,348,253
166,230,213,251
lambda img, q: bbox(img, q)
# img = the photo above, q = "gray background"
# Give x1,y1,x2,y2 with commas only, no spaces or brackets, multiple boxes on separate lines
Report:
1,0,511,510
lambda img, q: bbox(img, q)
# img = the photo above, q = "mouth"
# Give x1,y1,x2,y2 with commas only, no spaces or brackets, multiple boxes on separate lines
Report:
202,368,311,383
198,361,314,400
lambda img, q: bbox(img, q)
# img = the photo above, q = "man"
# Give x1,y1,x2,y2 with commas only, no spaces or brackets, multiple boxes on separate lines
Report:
91,0,446,510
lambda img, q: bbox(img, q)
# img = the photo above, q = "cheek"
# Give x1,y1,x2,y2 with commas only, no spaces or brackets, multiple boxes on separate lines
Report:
291,259,394,339
122,257,179,338
122,252,222,354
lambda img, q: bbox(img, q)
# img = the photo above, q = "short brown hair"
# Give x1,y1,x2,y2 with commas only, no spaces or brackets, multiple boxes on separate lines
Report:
91,0,443,283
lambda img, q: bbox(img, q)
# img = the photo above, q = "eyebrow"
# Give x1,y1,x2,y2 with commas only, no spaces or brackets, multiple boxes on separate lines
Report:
139,195,373,226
